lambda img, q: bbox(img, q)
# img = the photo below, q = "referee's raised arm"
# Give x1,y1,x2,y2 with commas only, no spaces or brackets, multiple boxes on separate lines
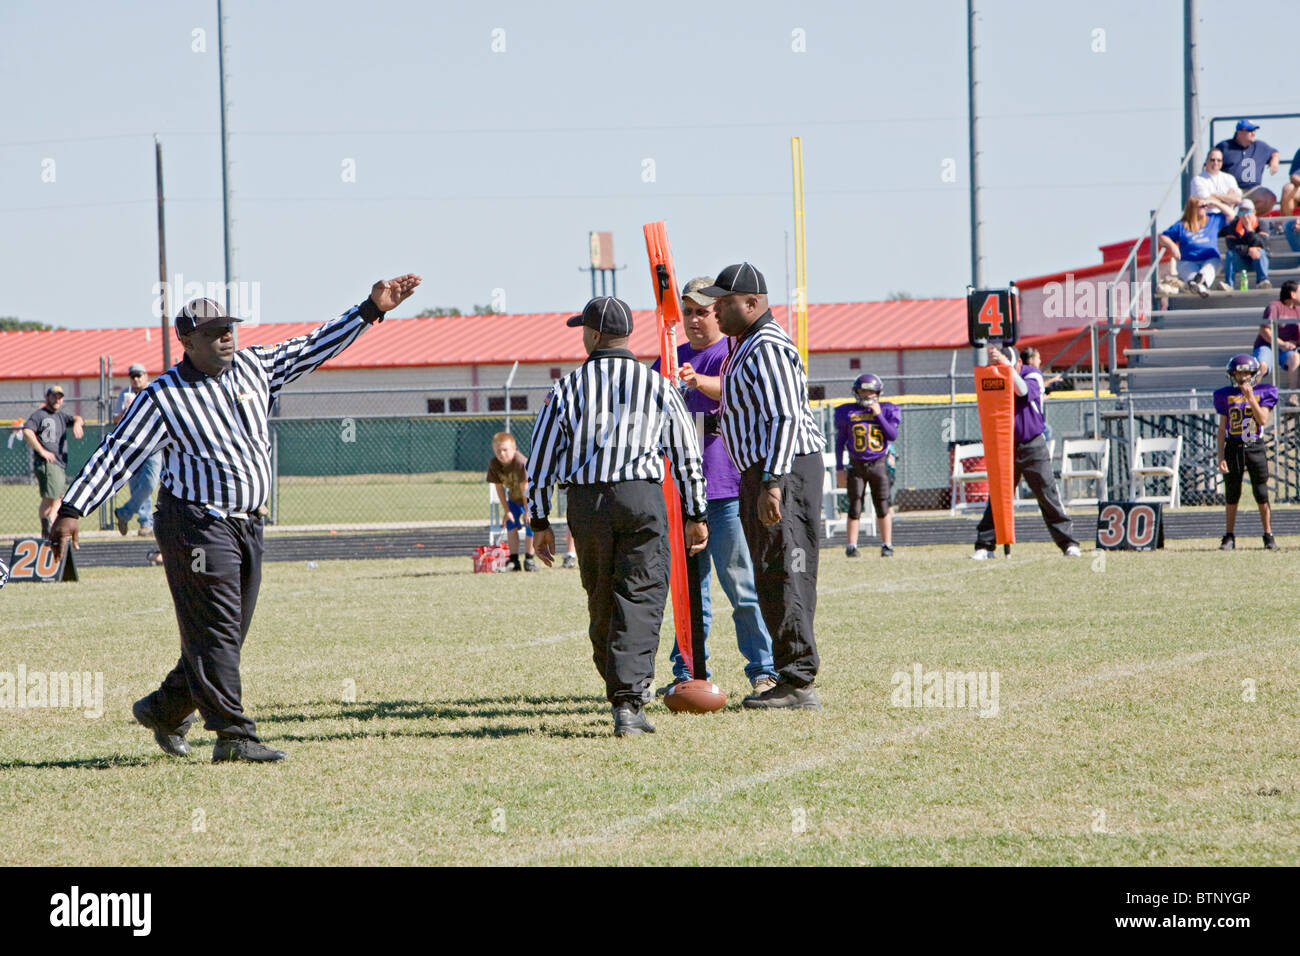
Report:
253,275,422,396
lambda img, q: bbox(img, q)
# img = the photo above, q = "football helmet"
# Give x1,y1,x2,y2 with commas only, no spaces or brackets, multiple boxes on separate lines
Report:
1226,353,1260,384
853,373,884,400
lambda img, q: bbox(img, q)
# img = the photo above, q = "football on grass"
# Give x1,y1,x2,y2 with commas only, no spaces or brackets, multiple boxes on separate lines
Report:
663,679,727,714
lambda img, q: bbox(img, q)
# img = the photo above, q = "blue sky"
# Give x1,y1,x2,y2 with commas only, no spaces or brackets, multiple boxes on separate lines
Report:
3,0,1300,330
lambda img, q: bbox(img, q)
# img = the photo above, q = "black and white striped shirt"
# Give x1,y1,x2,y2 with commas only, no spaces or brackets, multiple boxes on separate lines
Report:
61,306,374,518
526,348,708,525
719,311,825,475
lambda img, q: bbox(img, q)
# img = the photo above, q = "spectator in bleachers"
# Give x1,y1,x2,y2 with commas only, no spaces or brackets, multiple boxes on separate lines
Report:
1191,148,1243,206
1159,196,1237,297
1214,120,1281,215
1281,146,1300,254
1254,280,1300,405
1219,197,1271,290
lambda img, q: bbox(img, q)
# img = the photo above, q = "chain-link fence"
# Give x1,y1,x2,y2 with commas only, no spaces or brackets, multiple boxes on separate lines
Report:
5,382,1298,536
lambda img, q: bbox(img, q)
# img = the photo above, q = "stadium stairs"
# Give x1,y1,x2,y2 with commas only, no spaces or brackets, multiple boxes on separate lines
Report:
1121,223,1300,393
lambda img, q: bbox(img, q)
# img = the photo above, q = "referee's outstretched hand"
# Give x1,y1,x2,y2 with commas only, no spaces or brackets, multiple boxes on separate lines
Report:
369,274,423,316
685,520,708,556
48,516,79,560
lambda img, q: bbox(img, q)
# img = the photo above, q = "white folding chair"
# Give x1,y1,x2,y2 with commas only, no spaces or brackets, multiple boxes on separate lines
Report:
487,484,504,544
950,442,988,514
1060,438,1111,507
822,452,875,539
1129,436,1182,508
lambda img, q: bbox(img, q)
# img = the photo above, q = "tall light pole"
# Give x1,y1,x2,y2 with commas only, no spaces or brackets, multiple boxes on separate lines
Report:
1182,0,1200,207
155,136,171,368
217,0,234,317
967,0,984,289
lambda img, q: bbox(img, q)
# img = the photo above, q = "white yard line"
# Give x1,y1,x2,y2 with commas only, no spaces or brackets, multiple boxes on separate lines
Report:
502,636,1291,865
461,629,588,654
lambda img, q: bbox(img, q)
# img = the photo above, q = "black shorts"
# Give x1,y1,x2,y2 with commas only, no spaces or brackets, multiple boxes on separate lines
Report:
1224,441,1269,504
846,457,891,519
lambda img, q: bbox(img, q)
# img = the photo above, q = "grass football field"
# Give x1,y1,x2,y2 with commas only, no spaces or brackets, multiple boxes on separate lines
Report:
1,539,1297,866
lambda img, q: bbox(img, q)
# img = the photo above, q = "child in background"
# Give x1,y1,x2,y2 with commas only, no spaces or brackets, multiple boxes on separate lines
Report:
834,373,900,557
1214,354,1279,550
486,432,536,571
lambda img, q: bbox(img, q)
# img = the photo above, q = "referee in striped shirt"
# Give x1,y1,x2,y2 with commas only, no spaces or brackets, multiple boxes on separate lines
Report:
703,263,826,710
527,296,708,737
49,275,421,762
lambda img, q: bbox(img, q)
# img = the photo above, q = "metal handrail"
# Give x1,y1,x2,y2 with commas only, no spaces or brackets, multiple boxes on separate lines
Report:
1110,141,1200,293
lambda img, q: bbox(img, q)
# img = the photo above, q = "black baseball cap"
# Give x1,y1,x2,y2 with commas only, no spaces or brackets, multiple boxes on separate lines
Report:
566,296,634,336
698,262,767,298
175,297,241,339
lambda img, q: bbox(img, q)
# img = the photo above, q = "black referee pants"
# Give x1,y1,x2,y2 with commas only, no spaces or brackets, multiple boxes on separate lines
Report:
739,452,823,687
141,490,264,741
567,480,669,706
974,433,1078,552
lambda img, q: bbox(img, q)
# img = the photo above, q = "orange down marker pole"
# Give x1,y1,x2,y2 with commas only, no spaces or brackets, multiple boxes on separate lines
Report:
643,221,697,675
974,363,1016,547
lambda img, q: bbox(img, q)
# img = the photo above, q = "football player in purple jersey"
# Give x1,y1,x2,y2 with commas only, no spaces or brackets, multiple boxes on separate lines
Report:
1213,353,1279,550
834,374,901,557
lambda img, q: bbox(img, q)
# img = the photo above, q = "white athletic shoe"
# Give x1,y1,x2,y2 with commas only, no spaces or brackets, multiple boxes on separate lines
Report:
970,549,995,561
1064,544,1082,557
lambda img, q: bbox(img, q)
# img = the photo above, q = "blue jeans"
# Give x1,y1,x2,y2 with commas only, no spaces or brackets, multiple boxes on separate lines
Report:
668,496,777,684
1286,221,1300,253
1226,247,1269,285
115,452,161,529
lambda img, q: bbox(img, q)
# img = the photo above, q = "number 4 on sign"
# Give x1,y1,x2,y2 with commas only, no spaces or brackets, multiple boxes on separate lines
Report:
978,295,1004,337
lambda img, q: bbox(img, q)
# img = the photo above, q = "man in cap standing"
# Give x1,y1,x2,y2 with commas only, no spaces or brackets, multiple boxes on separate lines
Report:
527,296,709,736
112,362,163,536
652,278,779,697
49,277,421,762
702,263,826,710
22,385,84,537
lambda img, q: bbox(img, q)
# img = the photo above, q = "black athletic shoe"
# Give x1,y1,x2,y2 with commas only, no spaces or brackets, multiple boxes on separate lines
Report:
132,698,192,757
654,676,689,698
880,544,894,557
1219,533,1235,551
845,545,859,558
212,738,287,763
742,680,822,710
612,704,655,737
1263,534,1279,550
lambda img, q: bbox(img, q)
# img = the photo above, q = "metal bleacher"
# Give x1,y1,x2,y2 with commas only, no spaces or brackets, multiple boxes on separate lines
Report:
1120,220,1300,393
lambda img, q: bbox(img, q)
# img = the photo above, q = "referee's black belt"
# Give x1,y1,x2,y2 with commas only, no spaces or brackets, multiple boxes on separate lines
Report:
566,479,660,490
158,488,267,520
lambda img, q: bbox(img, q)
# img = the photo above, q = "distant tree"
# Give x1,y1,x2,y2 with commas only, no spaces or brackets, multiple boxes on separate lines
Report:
472,304,500,315
0,316,58,331
415,307,462,317
885,291,914,301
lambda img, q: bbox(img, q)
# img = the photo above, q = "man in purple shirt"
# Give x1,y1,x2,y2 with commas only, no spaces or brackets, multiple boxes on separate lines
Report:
651,278,778,697
834,373,900,557
972,347,1080,559
1253,280,1300,403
